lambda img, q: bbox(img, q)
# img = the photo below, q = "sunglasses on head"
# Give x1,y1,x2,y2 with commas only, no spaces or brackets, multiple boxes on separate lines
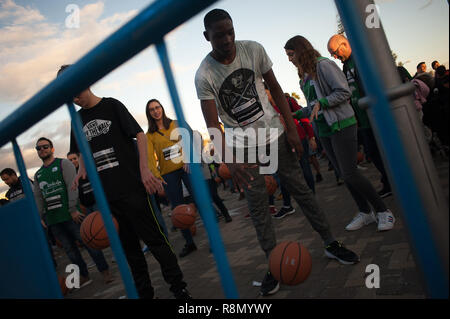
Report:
36,145,51,151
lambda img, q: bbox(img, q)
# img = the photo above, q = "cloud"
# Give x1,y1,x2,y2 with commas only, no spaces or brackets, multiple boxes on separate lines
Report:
0,0,45,24
0,1,138,105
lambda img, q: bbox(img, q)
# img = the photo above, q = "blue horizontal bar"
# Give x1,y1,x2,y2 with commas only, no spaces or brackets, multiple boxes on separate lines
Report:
0,0,218,148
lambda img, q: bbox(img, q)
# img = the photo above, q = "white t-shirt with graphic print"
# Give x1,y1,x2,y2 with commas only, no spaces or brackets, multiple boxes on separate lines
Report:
195,40,283,148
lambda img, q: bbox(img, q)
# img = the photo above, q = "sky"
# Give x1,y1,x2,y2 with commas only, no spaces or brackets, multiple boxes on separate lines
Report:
0,0,449,196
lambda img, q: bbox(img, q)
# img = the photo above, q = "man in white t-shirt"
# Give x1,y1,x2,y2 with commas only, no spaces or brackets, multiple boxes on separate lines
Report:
195,8,359,297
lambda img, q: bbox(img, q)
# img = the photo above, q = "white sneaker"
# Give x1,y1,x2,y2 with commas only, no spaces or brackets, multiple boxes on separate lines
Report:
345,211,377,231
377,210,395,231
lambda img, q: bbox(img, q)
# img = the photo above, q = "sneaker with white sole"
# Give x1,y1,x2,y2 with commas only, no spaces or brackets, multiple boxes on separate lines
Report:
325,241,359,265
272,206,295,219
260,271,280,296
377,210,395,231
345,211,377,231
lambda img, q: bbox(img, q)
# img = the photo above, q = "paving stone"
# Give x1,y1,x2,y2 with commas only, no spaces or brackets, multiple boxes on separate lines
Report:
59,156,448,299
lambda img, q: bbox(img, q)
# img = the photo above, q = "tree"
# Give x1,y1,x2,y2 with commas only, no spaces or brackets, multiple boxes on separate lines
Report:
337,14,345,35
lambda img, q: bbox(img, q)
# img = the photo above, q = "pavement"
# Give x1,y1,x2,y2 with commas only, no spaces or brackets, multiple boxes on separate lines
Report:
57,153,448,299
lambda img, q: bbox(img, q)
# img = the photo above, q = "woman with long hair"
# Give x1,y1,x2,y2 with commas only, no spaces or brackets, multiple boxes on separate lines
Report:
284,35,395,232
145,99,199,257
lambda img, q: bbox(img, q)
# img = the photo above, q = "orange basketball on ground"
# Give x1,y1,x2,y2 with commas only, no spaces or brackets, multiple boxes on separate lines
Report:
80,211,119,250
218,163,232,180
171,204,197,229
58,275,68,296
269,241,312,285
357,151,364,164
265,175,278,195
190,223,197,236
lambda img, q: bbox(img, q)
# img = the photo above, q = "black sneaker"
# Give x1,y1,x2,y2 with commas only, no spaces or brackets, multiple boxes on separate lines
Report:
315,173,323,183
273,206,295,219
325,241,359,265
260,271,280,296
378,188,392,198
174,288,192,299
224,214,233,223
179,243,197,258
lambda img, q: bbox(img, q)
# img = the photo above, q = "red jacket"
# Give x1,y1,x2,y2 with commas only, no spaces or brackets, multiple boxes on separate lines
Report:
272,97,315,140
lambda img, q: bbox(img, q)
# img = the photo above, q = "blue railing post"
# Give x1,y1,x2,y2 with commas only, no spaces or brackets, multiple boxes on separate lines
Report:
12,140,63,298
335,0,448,298
156,39,239,299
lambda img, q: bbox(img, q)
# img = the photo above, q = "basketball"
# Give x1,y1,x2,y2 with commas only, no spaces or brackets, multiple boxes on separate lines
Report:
218,163,232,180
269,241,312,285
171,204,197,229
265,175,278,195
214,176,222,184
357,151,364,164
80,211,119,250
58,275,68,296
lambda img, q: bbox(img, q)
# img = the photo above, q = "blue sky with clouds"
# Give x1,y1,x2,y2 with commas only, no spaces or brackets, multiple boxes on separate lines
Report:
0,0,448,194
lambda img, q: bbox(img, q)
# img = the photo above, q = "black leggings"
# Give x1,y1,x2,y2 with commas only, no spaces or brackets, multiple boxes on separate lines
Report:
320,125,387,213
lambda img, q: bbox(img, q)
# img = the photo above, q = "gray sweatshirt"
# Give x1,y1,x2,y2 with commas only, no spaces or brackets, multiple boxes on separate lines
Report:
314,58,356,130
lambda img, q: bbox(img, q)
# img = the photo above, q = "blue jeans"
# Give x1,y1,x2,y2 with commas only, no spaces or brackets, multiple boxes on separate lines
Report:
162,168,196,245
49,219,109,277
299,139,315,193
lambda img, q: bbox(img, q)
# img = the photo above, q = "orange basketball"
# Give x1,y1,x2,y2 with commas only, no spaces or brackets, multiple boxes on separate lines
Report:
80,211,119,250
214,176,222,184
269,241,312,285
190,223,197,236
58,275,68,296
218,163,232,180
357,151,364,164
265,175,278,195
171,204,197,229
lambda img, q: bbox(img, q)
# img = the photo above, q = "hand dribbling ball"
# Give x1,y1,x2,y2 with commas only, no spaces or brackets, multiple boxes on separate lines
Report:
80,211,119,250
269,241,312,285
171,204,197,229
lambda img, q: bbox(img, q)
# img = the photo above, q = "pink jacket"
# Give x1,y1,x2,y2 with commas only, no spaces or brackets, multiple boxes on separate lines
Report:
412,78,430,111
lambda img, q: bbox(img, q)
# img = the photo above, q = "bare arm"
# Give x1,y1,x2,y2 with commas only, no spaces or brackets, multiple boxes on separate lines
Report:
200,100,255,191
136,132,164,194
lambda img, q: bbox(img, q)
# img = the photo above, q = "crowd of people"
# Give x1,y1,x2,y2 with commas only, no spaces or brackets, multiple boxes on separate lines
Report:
1,8,448,299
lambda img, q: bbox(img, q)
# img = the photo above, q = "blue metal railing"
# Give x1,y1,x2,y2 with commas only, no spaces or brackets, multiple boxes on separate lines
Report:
335,1,448,298
0,0,241,299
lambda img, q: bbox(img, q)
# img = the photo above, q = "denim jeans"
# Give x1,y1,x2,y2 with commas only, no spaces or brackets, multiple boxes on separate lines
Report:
162,168,196,245
49,219,109,277
299,138,315,193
